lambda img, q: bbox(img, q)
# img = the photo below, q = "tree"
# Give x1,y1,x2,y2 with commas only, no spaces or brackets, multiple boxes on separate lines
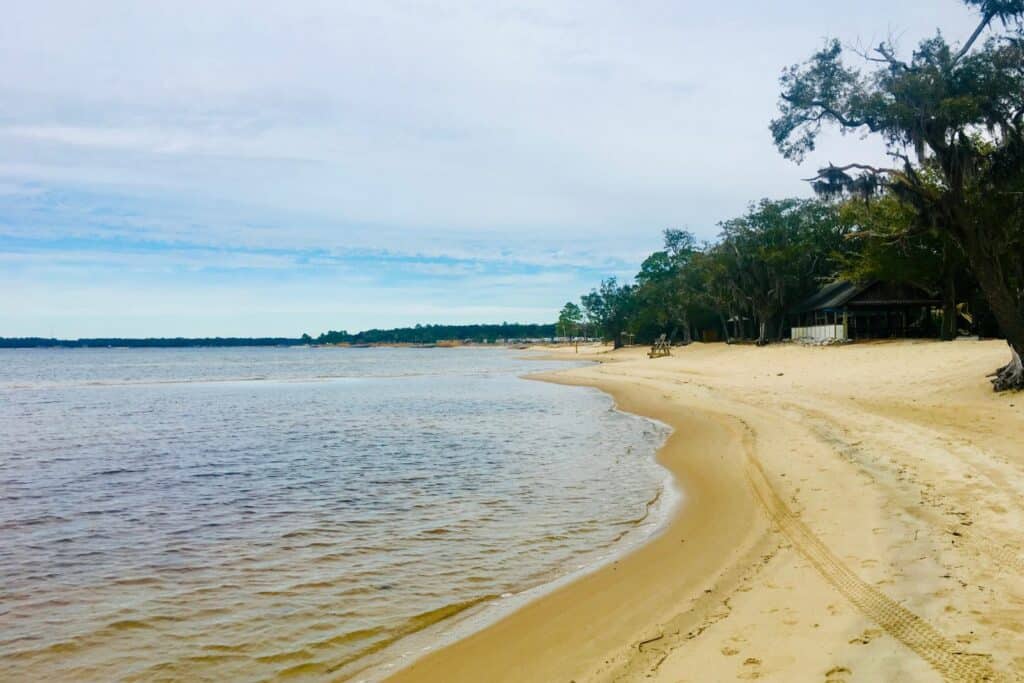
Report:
634,229,701,344
716,198,847,345
690,247,740,343
771,1,1024,388
663,228,698,259
581,278,637,349
837,195,970,340
557,302,583,340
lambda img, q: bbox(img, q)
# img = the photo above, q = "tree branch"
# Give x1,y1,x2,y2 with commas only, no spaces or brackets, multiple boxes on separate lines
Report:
953,12,994,64
780,96,868,128
873,43,909,70
801,163,896,182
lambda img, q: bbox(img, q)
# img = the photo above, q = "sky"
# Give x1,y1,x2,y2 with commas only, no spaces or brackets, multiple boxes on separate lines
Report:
0,1,979,337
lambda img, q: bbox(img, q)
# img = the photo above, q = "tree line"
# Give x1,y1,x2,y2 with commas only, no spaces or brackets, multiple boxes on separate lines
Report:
313,323,555,345
560,0,1024,391
558,196,998,348
0,323,558,348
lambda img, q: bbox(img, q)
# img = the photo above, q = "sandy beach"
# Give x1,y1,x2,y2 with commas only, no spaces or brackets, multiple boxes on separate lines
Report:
387,340,1024,682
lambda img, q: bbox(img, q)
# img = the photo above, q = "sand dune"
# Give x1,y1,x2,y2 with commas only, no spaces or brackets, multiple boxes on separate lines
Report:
386,340,1024,682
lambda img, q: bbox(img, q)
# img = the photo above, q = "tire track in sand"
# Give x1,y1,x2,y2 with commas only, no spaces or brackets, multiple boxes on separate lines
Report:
734,417,1005,683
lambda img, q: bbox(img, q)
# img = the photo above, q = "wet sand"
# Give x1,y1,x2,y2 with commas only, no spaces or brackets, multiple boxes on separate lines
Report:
386,340,1024,682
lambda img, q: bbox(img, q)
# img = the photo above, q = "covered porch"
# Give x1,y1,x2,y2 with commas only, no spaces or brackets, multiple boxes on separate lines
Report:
791,281,942,342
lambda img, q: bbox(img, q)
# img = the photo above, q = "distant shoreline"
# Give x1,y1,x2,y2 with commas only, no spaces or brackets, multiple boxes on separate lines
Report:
0,323,562,349
0,337,308,349
0,339,543,349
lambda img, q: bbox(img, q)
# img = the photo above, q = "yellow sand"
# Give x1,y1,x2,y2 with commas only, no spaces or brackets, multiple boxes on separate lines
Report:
386,340,1024,682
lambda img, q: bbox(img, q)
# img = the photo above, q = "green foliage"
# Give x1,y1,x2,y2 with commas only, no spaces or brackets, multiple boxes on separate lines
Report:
633,229,705,341
571,200,855,346
837,196,950,290
715,199,849,343
771,40,865,163
772,15,1024,169
662,228,698,258
560,0,1022,366
772,0,1024,386
557,302,583,338
581,278,637,347
963,0,1024,20
315,323,555,345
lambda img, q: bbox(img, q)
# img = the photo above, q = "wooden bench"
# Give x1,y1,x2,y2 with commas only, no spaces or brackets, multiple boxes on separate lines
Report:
648,333,671,358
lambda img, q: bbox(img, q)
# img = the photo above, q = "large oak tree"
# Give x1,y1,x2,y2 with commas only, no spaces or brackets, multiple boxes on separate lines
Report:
771,0,1024,389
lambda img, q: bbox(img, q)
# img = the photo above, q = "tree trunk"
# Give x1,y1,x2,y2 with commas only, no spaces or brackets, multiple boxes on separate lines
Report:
776,314,787,342
719,312,732,344
991,343,1024,392
940,272,957,341
757,319,769,346
681,312,692,345
959,231,1024,390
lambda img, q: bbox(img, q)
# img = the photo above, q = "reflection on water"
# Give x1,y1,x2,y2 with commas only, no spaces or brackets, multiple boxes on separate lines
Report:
0,347,668,681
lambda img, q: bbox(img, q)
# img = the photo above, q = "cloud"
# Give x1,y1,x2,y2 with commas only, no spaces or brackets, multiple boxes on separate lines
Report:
0,0,979,335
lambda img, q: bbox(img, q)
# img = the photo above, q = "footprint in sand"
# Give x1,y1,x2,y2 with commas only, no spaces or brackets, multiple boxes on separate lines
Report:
825,665,852,681
848,628,882,645
738,657,762,680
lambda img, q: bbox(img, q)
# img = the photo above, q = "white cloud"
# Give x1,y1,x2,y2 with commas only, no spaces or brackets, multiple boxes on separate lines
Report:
0,0,981,334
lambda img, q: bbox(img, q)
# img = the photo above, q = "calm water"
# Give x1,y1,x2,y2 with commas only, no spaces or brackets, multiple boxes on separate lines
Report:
0,347,670,681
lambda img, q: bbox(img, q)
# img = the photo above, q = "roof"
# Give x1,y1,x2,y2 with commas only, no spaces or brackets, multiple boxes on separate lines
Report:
794,280,870,313
796,279,941,313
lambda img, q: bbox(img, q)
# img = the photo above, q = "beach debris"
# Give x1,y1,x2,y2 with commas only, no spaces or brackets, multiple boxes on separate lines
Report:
795,336,852,347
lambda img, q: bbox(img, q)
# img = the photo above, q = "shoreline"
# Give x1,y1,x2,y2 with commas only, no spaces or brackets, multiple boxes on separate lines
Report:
1,347,682,683
385,347,769,682
387,340,1024,681
348,384,679,682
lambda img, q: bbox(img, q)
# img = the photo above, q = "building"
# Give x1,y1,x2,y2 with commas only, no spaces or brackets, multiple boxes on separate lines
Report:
791,280,942,342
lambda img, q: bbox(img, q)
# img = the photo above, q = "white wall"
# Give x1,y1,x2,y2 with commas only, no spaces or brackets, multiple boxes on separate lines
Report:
791,324,846,342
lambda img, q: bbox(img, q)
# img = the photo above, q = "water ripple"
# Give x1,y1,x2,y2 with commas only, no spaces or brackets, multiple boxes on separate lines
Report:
0,347,669,681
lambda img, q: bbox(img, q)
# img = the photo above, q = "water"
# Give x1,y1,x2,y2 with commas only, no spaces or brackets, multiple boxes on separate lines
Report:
0,347,671,681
